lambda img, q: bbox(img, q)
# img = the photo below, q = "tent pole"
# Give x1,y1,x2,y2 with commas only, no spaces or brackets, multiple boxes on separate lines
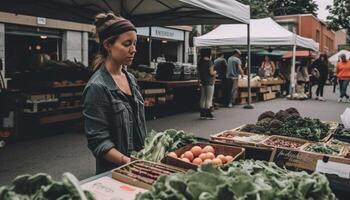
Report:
193,37,197,65
290,43,297,96
244,23,254,109
149,26,152,65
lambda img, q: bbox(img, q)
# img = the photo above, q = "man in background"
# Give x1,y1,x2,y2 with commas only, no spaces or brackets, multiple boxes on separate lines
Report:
224,49,244,107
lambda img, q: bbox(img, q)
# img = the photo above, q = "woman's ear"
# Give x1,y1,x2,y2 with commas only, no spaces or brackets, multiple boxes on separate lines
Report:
103,41,110,53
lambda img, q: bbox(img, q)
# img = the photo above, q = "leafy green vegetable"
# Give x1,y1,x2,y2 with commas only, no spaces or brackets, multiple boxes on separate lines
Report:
132,129,197,162
0,173,94,200
246,108,330,141
305,143,341,155
136,160,336,200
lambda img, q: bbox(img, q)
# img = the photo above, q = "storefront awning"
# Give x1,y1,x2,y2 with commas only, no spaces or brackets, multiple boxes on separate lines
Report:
0,0,250,26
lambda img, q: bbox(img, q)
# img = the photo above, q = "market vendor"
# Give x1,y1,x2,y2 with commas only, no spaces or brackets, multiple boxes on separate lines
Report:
82,13,147,174
260,55,276,77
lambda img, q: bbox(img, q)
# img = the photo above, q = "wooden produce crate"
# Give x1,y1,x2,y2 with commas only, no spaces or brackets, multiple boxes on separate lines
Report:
240,92,257,98
261,91,277,101
260,135,310,150
259,86,272,93
112,160,184,190
261,79,284,85
271,85,281,92
210,129,268,147
301,143,346,158
161,143,245,170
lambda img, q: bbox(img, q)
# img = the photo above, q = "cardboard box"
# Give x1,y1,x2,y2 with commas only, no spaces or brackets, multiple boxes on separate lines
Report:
81,176,148,200
161,143,245,170
111,160,184,190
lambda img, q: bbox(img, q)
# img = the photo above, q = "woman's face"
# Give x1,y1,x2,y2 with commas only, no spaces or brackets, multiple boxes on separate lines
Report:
106,31,137,66
265,56,269,61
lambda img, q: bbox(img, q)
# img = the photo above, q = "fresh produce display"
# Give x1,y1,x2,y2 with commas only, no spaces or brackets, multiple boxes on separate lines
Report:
329,139,350,147
136,160,336,200
0,173,94,200
240,107,330,141
114,161,183,185
132,129,197,162
263,137,306,149
218,131,267,143
168,145,234,166
335,125,350,137
305,143,342,155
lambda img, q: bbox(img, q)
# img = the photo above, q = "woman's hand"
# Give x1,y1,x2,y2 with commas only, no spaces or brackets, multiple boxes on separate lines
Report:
122,155,131,164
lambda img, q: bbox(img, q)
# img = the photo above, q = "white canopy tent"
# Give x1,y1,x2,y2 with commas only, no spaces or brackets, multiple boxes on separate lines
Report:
194,18,320,95
329,50,350,65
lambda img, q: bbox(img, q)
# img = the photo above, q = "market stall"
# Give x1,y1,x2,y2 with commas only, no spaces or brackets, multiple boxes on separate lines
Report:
194,17,320,101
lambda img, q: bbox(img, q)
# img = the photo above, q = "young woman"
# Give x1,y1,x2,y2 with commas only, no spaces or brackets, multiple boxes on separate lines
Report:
82,13,147,174
311,54,329,101
197,48,216,119
260,55,276,77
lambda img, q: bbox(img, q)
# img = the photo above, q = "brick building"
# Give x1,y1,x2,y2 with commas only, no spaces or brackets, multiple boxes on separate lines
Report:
274,14,336,54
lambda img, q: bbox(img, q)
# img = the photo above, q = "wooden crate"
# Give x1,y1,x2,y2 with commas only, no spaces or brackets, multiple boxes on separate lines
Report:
210,129,268,147
301,143,347,158
262,92,276,100
260,135,310,150
259,86,271,93
271,85,281,91
240,92,257,98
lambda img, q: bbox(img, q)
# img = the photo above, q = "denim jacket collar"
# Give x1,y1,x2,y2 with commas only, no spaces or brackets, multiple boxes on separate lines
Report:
99,65,138,93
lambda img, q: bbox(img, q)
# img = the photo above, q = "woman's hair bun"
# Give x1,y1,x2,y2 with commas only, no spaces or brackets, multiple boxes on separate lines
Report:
94,12,118,28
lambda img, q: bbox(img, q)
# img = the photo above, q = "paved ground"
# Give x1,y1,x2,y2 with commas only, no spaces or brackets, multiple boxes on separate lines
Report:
0,86,348,185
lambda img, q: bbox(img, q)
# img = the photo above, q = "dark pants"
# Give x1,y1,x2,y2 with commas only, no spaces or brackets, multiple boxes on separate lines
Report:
223,78,238,106
282,80,290,95
339,80,350,99
316,79,326,97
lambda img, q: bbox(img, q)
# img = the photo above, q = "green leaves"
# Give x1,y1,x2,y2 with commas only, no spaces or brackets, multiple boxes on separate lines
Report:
326,0,350,32
0,173,94,200
136,160,337,200
132,129,197,162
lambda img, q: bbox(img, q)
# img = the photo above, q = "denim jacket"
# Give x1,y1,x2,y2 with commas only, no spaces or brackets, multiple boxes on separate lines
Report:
82,66,147,174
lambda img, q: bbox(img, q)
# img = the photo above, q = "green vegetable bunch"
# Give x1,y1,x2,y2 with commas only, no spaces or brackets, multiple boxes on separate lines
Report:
132,129,197,162
306,143,341,155
0,173,94,200
136,160,336,200
241,108,330,141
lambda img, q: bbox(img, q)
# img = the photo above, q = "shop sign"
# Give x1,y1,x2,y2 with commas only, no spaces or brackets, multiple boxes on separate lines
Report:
136,27,184,41
37,17,46,25
152,27,184,41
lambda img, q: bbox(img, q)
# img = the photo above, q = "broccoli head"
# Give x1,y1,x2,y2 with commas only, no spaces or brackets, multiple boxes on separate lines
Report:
285,107,300,116
256,117,273,129
258,111,275,121
274,110,290,122
269,119,283,129
285,113,301,122
240,124,257,132
251,125,267,134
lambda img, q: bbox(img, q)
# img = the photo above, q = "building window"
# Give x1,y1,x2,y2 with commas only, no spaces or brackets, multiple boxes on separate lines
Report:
316,30,320,42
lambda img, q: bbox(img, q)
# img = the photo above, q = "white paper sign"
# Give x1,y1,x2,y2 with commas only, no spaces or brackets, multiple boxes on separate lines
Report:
315,160,350,179
81,176,147,200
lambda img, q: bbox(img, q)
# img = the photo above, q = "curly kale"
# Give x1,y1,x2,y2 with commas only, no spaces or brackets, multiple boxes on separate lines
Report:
285,107,300,116
258,111,275,121
274,110,290,122
240,124,257,132
251,125,268,134
285,113,301,122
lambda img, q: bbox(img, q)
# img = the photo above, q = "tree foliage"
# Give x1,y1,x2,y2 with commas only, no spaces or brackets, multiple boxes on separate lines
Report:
326,0,350,32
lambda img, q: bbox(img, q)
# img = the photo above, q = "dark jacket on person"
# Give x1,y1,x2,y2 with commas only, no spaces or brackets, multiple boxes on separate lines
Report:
82,65,147,174
197,58,215,85
311,59,329,81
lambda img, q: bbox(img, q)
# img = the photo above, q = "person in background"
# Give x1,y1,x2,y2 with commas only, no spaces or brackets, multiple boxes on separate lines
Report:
224,49,244,107
311,54,329,101
279,59,291,96
296,60,309,94
336,54,350,102
197,48,216,119
214,52,227,104
260,55,276,77
82,13,147,174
